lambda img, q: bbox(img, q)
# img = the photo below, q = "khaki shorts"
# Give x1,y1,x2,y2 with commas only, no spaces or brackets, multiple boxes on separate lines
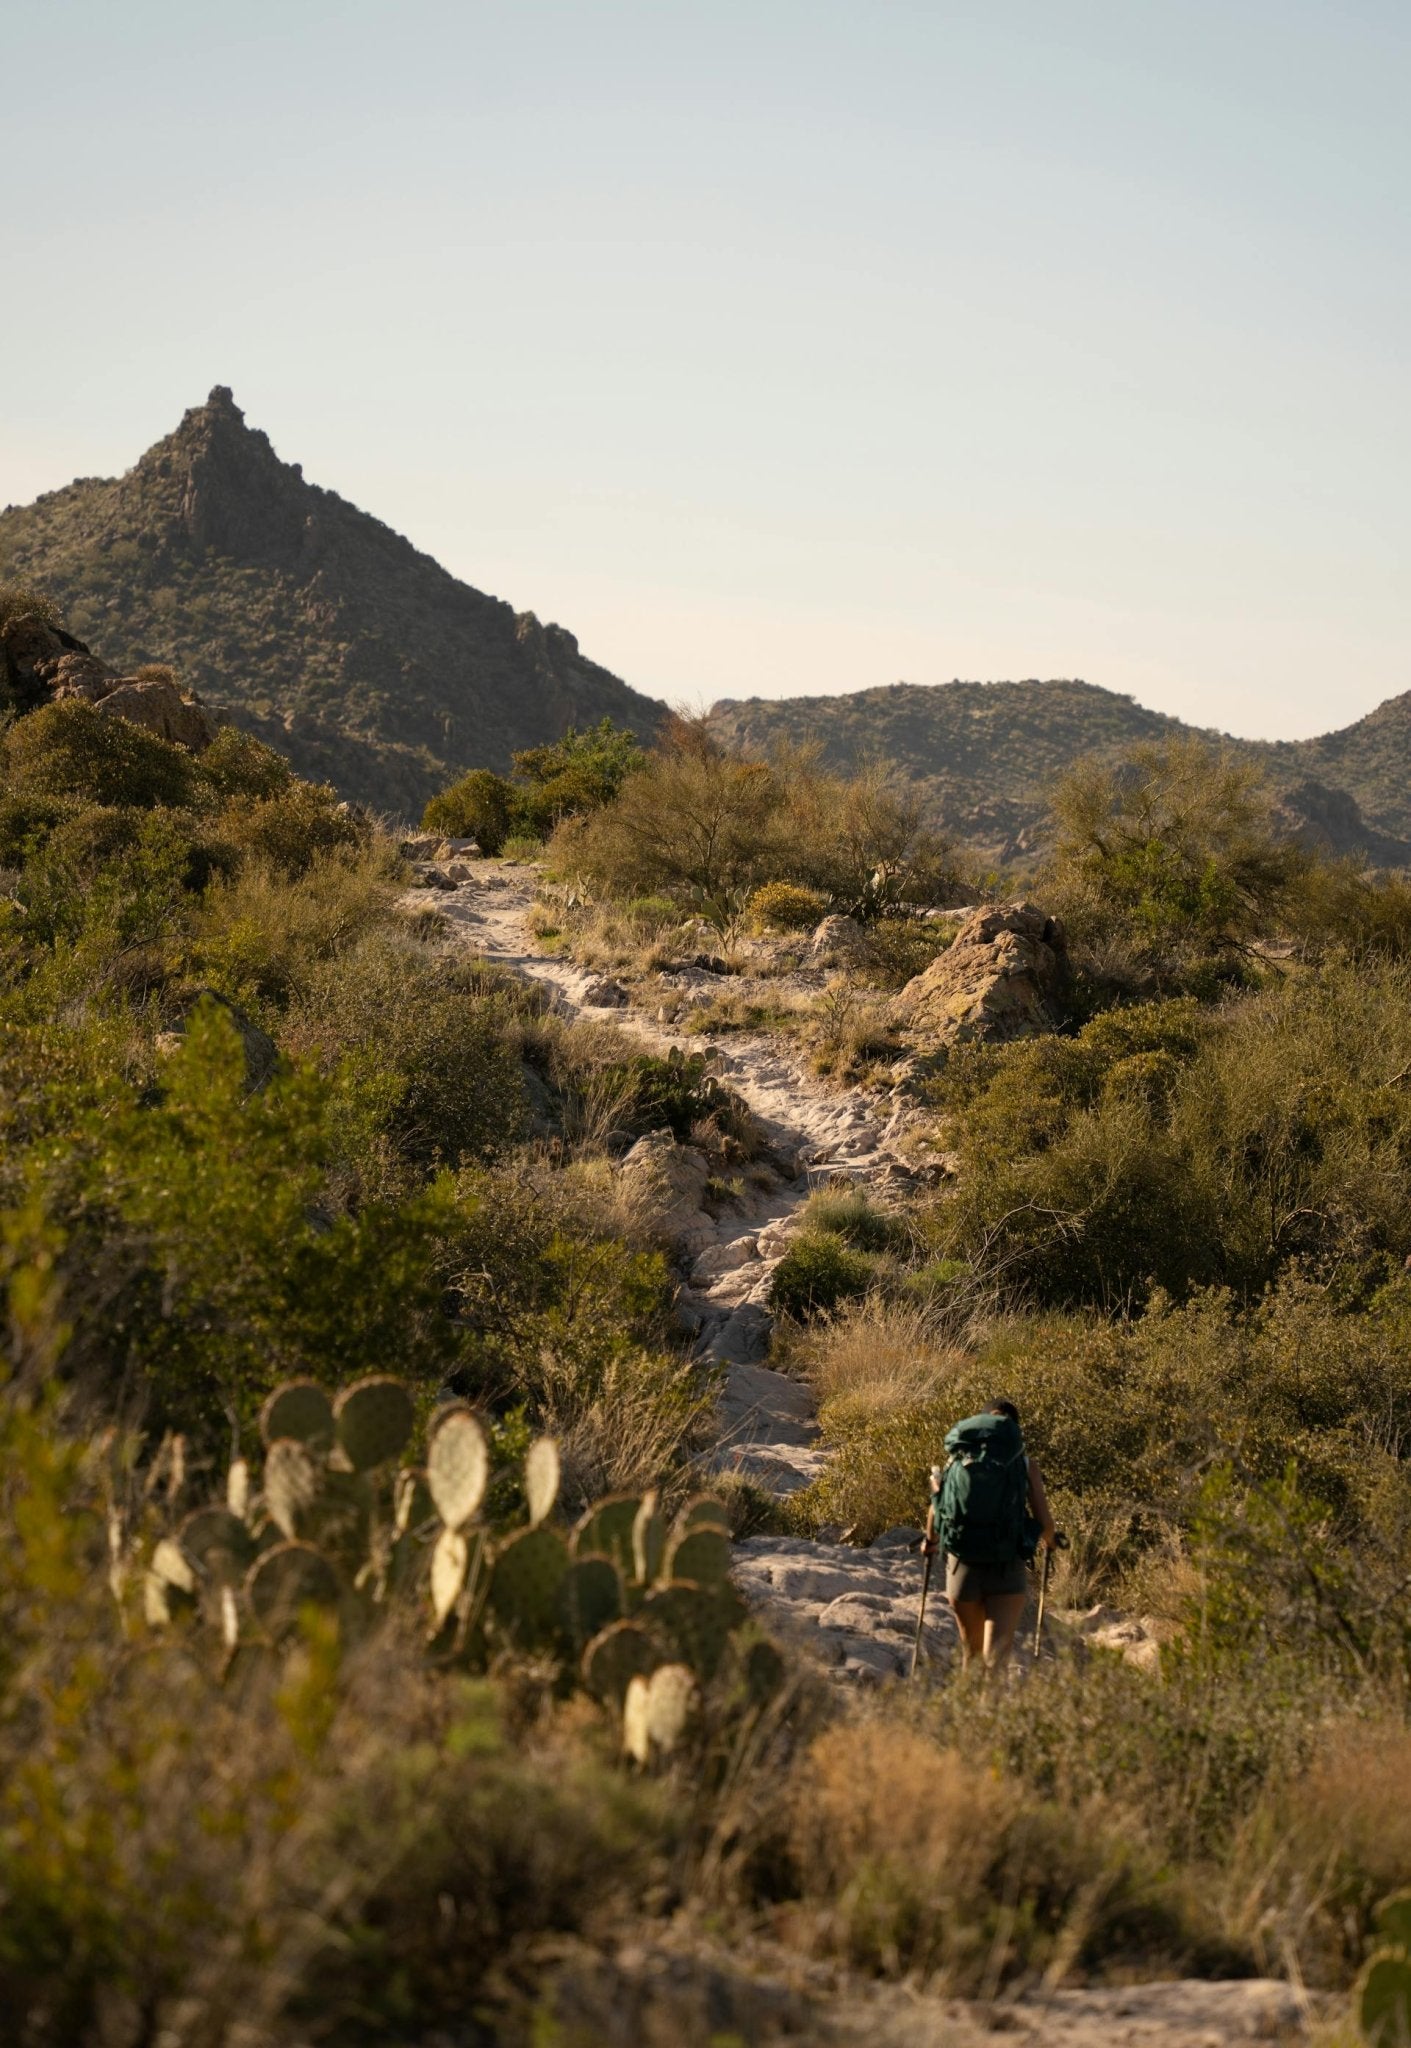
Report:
945,1553,1028,1605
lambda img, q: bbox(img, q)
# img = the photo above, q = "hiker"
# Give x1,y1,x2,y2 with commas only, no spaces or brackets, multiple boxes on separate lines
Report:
923,1399,1056,1672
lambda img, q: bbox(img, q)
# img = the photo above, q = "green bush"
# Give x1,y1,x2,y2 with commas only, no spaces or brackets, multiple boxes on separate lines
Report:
217,780,364,877
748,881,826,932
769,1230,877,1319
2,699,200,810
194,723,294,802
802,1184,910,1253
927,965,1411,1308
422,767,521,853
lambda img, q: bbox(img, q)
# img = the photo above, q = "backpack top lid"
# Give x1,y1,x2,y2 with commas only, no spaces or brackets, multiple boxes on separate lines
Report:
944,1410,1024,1462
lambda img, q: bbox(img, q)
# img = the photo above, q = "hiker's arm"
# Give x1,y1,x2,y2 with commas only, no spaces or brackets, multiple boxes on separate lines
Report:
1028,1461,1058,1548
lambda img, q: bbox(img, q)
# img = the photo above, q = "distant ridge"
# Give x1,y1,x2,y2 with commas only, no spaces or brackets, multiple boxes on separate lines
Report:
708,679,1411,866
0,389,667,814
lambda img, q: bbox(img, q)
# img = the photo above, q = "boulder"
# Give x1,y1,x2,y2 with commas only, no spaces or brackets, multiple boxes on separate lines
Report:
809,913,865,961
889,900,1069,1054
580,976,629,1008
95,679,218,752
617,1130,713,1253
1,611,114,710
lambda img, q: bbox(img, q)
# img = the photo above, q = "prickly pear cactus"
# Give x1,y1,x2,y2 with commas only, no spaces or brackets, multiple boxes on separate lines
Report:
334,1376,415,1472
1359,1951,1411,2045
263,1438,323,1541
487,1525,570,1647
246,1542,340,1638
572,1495,641,1576
677,1495,730,1538
177,1506,254,1586
430,1526,470,1628
643,1663,698,1755
665,1527,731,1588
582,1620,662,1705
556,1556,622,1651
394,1466,435,1537
260,1381,333,1450
524,1437,561,1526
632,1492,665,1585
639,1580,744,1680
427,1408,489,1530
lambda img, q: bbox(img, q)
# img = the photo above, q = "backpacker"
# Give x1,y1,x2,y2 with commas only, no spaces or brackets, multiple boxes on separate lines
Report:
934,1411,1030,1567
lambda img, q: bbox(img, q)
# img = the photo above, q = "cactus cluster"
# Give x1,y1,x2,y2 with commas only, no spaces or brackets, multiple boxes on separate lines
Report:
1359,1891,1411,2045
140,1373,779,1757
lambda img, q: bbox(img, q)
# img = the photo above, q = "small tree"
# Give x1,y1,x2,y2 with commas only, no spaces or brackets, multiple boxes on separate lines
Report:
422,768,520,854
1048,739,1304,972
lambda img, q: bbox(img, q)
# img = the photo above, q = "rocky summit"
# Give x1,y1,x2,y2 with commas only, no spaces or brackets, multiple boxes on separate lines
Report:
0,389,667,814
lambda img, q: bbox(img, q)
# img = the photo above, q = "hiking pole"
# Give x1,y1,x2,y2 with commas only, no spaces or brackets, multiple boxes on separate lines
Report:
911,1463,943,1680
911,1543,934,1680
1032,1531,1068,1658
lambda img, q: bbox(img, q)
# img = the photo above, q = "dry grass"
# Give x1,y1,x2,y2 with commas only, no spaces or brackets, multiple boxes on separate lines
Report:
786,1297,968,1419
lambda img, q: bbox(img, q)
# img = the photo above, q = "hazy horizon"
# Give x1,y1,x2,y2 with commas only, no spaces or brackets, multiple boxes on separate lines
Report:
5,1,1407,743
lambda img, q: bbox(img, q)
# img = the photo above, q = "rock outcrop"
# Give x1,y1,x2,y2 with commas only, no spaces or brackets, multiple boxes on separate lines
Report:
617,1130,714,1255
1,609,217,751
889,901,1070,1054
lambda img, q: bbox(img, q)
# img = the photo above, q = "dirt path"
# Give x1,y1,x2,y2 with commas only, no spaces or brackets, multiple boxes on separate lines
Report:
419,861,959,1679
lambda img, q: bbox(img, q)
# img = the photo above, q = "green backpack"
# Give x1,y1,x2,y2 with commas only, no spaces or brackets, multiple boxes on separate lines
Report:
934,1412,1030,1566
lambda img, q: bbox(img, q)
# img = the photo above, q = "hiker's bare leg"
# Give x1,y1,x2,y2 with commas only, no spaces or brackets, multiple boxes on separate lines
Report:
983,1592,1028,1670
952,1599,987,1669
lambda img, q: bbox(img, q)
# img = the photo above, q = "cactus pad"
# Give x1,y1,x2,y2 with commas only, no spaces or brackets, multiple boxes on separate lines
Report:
262,1439,323,1541
260,1381,333,1450
487,1525,570,1646
645,1664,698,1755
665,1527,731,1588
227,1457,251,1520
334,1376,415,1472
1375,1890,1411,1955
178,1507,254,1585
582,1620,662,1705
1359,1950,1411,2047
430,1527,469,1626
556,1557,622,1650
639,1580,743,1679
246,1542,340,1637
151,1535,197,1593
676,1494,730,1538
427,1408,489,1529
623,1673,651,1765
394,1466,436,1537
632,1491,665,1585
524,1436,561,1526
571,1494,641,1576
742,1637,786,1705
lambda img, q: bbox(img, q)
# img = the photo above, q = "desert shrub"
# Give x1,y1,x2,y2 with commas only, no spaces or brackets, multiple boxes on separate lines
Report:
0,581,61,632
1290,856,1411,961
192,846,397,1010
785,1296,965,1420
928,964,1411,1307
194,722,295,801
422,766,520,853
1045,737,1305,979
1,698,199,810
854,911,960,989
287,934,528,1172
785,1718,1219,1988
748,881,826,932
556,722,784,908
499,832,543,861
14,804,234,951
217,779,364,877
769,1230,877,1319
3,1007,466,1440
511,716,645,833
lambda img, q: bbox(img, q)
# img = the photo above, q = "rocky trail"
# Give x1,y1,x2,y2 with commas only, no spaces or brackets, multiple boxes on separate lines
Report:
417,857,961,1684
410,859,1330,2048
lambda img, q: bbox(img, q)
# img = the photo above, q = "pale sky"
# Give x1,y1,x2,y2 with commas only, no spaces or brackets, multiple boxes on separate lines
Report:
4,1,1407,739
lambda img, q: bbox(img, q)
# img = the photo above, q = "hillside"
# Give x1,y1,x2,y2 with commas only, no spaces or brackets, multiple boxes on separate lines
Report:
708,679,1411,865
0,388,667,814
